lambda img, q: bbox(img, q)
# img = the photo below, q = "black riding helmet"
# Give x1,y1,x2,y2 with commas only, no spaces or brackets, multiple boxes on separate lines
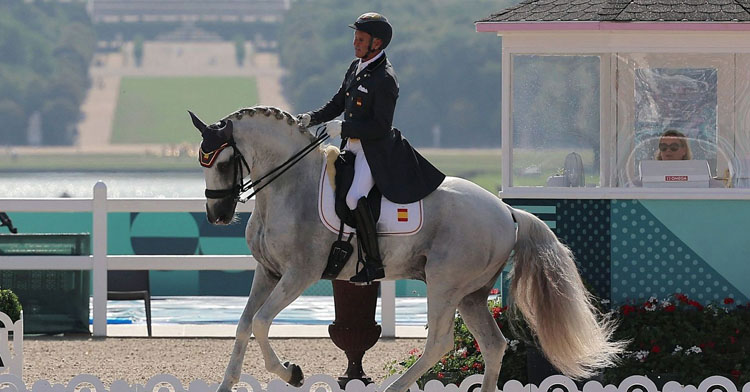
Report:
349,12,392,50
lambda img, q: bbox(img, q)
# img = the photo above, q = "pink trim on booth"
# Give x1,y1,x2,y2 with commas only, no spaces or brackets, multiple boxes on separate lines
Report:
475,21,750,33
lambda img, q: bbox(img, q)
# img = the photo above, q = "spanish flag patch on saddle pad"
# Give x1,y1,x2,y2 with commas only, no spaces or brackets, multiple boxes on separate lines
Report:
318,161,424,236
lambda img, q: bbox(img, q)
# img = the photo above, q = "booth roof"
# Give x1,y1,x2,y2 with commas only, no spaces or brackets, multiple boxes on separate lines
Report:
477,0,750,23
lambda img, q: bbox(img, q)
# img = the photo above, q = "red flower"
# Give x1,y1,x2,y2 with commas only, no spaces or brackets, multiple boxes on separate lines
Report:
729,336,737,344
490,288,500,295
664,305,676,312
409,348,420,356
731,370,741,379
473,340,481,352
621,305,636,315
676,293,689,303
492,307,502,319
461,365,469,372
687,299,704,311
651,345,661,353
438,372,444,379
724,297,735,305
472,362,483,370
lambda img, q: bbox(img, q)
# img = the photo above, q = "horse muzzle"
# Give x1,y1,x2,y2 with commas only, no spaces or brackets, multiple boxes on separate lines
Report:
206,199,238,225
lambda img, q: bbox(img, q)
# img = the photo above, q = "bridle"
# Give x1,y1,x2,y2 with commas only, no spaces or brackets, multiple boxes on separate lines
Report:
203,126,330,203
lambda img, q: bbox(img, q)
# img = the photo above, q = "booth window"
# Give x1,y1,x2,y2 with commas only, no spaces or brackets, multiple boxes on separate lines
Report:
511,54,601,187
625,67,719,184
613,53,736,188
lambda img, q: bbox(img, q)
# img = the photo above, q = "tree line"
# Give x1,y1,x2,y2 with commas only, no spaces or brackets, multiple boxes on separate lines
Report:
0,0,95,146
278,0,515,148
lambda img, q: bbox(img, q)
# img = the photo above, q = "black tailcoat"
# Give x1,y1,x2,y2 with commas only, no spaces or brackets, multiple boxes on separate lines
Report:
307,53,445,204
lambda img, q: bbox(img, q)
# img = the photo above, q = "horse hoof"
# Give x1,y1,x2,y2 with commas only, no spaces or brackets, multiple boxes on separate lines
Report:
283,361,304,387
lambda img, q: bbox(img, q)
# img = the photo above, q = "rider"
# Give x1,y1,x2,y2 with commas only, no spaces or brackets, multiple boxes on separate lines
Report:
297,12,445,283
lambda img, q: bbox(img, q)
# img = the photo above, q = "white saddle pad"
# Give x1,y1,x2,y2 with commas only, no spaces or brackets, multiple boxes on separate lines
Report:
318,161,423,236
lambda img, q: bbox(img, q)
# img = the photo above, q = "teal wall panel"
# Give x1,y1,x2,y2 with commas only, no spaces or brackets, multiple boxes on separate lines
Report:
610,200,747,304
7,212,92,234
640,200,750,302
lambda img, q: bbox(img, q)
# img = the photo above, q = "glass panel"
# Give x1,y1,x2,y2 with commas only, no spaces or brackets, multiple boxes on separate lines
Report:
632,68,718,175
614,53,735,188
511,55,600,187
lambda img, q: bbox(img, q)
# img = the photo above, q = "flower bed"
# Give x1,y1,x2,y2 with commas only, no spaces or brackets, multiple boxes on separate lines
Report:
386,292,750,388
605,294,749,386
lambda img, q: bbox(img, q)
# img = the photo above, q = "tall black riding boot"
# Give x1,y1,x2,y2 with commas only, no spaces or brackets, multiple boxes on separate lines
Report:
350,197,385,283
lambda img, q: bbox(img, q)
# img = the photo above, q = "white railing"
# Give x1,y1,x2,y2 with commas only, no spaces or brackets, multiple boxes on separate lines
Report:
0,312,22,378
0,182,396,337
0,374,747,392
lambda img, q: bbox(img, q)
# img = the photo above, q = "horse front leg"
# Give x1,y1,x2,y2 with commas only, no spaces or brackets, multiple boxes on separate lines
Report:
218,266,278,392
251,270,319,386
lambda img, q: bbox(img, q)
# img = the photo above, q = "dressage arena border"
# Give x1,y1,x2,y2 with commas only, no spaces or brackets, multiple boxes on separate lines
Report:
0,374,748,392
1,317,749,392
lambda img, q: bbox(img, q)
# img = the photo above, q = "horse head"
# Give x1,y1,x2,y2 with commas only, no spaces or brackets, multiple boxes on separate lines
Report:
189,106,313,225
190,110,240,224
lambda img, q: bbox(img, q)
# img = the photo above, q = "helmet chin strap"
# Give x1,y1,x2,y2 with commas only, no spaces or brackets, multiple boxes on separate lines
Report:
366,36,379,56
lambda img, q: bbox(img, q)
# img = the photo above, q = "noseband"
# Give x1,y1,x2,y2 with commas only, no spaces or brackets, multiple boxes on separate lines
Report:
203,128,330,203
203,140,251,200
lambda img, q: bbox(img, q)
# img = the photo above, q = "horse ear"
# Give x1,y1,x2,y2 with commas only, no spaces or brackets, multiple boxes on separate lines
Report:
218,120,234,140
188,110,207,134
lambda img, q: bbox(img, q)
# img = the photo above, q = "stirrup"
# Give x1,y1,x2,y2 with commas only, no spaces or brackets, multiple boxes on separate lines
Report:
349,263,385,284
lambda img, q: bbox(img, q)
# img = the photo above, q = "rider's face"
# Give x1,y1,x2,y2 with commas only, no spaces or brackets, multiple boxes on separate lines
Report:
353,30,381,61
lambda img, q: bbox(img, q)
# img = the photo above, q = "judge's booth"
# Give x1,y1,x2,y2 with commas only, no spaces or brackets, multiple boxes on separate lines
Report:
484,30,750,307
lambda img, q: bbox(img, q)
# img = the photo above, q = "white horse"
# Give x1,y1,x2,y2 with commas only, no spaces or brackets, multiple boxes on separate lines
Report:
189,106,624,392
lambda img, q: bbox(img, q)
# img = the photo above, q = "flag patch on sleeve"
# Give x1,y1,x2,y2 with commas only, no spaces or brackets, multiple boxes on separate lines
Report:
397,208,408,222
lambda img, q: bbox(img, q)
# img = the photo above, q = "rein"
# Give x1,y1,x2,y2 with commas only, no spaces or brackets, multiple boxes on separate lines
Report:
205,126,330,203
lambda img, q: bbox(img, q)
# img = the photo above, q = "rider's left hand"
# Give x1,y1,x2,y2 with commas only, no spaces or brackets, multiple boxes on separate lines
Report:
326,120,342,138
296,113,311,128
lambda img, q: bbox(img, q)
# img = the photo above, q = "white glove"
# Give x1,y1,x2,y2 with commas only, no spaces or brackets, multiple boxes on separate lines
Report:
296,113,311,127
326,120,342,138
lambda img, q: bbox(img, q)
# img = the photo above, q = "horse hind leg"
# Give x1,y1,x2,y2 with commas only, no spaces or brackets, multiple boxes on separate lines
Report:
383,289,460,392
457,287,508,392
252,270,319,386
218,266,278,392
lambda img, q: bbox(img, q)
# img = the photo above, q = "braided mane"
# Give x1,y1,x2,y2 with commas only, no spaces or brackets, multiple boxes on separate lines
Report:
223,106,299,127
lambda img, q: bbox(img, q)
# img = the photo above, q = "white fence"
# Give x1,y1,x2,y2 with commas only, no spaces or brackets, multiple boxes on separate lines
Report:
0,312,22,378
0,374,748,392
0,182,397,337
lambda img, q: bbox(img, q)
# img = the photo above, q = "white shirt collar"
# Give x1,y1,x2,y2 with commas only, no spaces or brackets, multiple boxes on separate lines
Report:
357,50,384,74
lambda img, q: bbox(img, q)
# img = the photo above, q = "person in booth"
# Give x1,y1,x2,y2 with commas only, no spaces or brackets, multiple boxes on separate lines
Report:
296,12,445,283
655,129,693,161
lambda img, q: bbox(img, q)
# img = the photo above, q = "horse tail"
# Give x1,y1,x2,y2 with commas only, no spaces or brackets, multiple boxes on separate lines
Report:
508,207,625,379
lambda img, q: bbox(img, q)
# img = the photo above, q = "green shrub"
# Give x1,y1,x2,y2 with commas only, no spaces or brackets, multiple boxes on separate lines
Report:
0,289,22,323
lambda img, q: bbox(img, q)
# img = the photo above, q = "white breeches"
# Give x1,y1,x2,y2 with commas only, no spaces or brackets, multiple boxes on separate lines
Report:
344,139,375,210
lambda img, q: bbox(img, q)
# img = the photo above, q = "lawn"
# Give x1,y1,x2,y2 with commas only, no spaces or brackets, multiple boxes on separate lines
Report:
111,77,259,144
420,148,502,193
